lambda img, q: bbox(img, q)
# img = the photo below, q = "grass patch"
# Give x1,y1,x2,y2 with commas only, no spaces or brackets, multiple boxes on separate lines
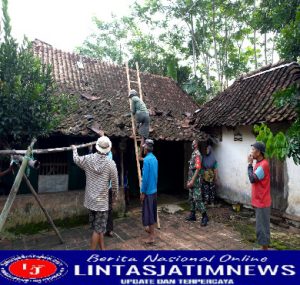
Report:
232,221,256,243
7,214,88,236
229,218,300,250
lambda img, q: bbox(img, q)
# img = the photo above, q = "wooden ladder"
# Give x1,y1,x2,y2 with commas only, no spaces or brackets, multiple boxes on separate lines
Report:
125,62,161,229
125,62,142,188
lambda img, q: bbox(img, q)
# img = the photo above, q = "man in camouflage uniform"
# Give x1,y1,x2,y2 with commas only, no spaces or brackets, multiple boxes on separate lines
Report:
186,140,209,226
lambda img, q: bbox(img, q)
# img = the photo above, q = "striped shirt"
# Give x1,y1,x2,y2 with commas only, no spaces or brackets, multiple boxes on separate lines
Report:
73,149,118,211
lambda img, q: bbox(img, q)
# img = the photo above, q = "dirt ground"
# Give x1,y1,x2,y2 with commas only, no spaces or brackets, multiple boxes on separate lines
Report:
1,196,300,250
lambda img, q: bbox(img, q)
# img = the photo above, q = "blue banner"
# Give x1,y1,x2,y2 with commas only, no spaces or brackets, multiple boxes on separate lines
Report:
0,250,299,285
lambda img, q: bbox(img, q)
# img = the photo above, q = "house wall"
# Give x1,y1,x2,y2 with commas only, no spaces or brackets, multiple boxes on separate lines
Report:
285,158,300,217
214,126,300,218
213,126,254,205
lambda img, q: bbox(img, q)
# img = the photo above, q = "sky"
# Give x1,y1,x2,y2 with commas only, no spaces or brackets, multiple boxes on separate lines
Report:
3,0,135,52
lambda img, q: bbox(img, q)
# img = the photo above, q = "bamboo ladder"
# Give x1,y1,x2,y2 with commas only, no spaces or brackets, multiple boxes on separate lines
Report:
125,62,160,229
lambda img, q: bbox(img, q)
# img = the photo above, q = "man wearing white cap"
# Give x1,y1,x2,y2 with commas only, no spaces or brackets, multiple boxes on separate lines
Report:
71,136,118,250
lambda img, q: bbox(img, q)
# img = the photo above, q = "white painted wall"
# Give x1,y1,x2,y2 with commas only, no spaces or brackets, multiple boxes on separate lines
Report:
213,126,255,205
285,158,300,217
213,126,300,218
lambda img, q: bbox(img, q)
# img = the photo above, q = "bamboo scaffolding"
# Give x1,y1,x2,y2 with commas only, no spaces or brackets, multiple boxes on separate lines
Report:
0,141,96,155
0,139,37,232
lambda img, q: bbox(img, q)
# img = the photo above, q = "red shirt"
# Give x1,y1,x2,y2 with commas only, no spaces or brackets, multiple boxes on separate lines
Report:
251,159,271,208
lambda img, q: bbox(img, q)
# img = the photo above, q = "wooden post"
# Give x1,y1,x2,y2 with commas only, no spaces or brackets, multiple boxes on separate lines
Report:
125,62,142,188
0,139,36,232
22,174,64,244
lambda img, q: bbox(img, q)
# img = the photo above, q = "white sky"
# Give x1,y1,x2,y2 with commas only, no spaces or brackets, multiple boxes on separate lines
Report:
3,0,135,52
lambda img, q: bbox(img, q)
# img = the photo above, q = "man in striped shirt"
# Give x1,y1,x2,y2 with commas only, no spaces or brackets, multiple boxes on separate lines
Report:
71,136,118,250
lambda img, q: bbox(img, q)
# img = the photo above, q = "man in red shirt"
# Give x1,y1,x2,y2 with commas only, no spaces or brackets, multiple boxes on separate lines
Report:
248,141,271,250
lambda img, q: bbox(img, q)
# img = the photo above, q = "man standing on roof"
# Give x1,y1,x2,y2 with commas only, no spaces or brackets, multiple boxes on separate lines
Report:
71,136,118,250
248,141,271,250
186,139,209,227
128,89,150,159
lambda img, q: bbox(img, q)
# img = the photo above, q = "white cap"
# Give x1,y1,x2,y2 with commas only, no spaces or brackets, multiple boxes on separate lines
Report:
95,136,112,154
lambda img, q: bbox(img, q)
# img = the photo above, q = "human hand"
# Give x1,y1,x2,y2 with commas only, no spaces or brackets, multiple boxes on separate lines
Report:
187,180,194,189
71,145,76,150
140,193,145,204
97,130,104,137
112,192,118,203
247,154,253,164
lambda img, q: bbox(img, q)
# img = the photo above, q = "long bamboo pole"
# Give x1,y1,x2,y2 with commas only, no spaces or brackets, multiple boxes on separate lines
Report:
22,174,64,244
0,141,96,155
135,62,161,229
136,62,143,102
126,62,142,188
0,139,37,232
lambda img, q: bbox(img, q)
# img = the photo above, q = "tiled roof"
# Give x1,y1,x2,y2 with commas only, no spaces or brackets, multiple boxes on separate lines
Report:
33,39,207,141
193,62,300,128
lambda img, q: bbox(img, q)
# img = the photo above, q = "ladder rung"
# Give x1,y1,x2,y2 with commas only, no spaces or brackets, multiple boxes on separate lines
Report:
130,80,138,84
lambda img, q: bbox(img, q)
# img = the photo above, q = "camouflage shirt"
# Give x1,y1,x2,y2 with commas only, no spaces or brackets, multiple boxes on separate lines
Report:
188,149,202,179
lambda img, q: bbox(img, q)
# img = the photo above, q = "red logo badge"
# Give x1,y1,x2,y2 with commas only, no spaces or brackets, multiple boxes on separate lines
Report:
9,258,57,279
0,255,68,283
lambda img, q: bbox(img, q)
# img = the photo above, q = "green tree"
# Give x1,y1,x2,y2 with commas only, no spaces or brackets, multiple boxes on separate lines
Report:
133,0,261,94
78,0,300,102
253,0,300,60
254,82,300,165
76,15,178,78
276,8,300,60
0,0,74,148
76,16,129,65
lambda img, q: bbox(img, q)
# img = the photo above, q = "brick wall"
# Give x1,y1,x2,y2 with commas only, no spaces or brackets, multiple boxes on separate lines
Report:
0,190,87,229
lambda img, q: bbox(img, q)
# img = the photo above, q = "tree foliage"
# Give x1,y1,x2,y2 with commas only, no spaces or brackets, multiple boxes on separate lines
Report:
254,82,300,165
77,0,300,105
0,0,75,148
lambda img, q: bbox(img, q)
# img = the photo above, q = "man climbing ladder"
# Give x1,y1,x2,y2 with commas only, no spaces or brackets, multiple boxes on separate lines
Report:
128,89,150,159
126,62,160,230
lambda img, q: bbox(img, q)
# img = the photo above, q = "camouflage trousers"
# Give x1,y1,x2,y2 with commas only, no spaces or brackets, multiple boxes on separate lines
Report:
188,187,206,214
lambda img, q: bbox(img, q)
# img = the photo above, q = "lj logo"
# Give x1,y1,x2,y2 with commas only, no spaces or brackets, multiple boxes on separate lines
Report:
0,255,68,283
